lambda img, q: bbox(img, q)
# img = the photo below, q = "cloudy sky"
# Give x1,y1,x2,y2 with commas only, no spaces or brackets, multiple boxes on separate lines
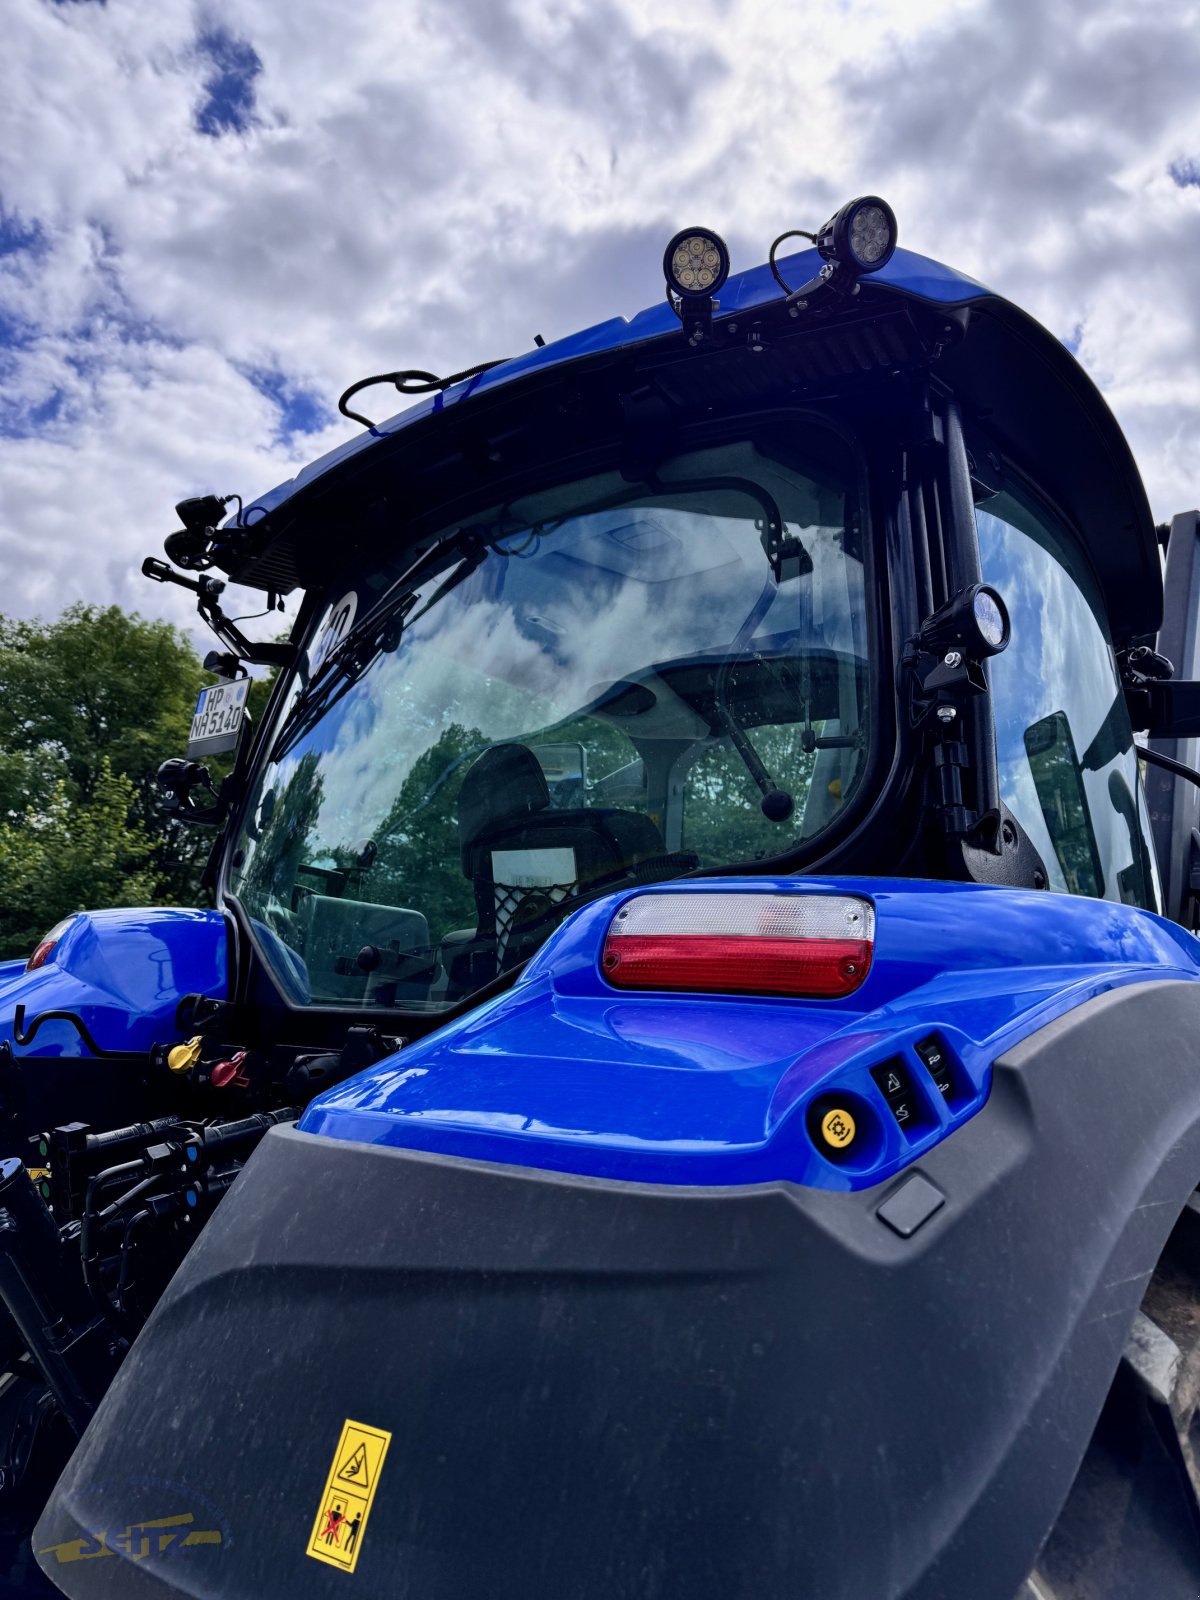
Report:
2,0,1199,639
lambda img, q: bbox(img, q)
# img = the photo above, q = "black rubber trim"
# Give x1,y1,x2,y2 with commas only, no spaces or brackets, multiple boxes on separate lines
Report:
35,979,1200,1600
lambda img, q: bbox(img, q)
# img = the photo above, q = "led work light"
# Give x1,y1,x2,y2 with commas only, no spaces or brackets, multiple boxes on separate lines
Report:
663,227,730,346
922,583,1012,659
815,196,897,275
664,229,730,299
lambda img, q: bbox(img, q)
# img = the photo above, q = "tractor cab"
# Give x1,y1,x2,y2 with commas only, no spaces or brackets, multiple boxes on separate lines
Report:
17,200,1200,1600
154,197,1197,1039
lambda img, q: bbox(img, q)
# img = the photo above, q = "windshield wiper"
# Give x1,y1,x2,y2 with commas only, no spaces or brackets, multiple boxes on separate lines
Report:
271,532,484,762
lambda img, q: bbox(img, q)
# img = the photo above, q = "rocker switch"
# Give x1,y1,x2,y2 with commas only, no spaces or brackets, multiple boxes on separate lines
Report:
915,1036,955,1100
871,1059,920,1132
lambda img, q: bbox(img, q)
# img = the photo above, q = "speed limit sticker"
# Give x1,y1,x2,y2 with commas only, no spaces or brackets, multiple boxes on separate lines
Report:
309,591,358,675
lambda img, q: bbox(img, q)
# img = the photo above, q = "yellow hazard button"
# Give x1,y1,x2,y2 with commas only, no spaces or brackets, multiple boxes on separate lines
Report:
820,1107,857,1150
306,1418,391,1574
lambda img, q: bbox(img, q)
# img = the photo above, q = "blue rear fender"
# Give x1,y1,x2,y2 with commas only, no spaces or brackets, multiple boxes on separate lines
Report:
302,876,1200,1191
0,907,228,1058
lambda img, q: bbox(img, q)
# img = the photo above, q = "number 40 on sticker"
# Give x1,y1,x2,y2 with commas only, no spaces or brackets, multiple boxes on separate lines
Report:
306,1419,391,1575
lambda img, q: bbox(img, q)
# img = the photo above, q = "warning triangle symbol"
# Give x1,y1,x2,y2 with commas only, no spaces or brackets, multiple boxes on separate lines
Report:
337,1441,370,1490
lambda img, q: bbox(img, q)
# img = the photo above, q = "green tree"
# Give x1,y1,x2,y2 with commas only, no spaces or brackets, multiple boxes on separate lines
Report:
0,602,279,954
0,603,199,818
0,760,158,957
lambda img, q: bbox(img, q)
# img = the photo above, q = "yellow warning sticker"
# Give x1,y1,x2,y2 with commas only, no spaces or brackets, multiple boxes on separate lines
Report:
306,1418,391,1574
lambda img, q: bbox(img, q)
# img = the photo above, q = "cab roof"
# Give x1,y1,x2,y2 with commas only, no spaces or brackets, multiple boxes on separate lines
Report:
226,244,1161,644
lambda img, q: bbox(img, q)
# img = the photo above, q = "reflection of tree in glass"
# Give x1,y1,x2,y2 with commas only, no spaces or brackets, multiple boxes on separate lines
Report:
363,719,640,939
1023,712,1103,898
239,752,326,917
684,725,819,866
363,724,483,939
547,715,637,796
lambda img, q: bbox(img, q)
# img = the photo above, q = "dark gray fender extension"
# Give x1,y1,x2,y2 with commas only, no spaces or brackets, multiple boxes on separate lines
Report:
34,979,1200,1599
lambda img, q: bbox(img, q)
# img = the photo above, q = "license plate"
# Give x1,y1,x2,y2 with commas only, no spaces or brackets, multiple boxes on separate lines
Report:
188,678,250,757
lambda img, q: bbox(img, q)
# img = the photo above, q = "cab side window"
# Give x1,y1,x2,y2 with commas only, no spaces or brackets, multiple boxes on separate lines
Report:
976,489,1159,910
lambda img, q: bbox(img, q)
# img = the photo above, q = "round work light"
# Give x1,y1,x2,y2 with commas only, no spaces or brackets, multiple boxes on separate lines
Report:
916,583,1011,660
971,586,1010,654
816,196,897,274
663,228,730,299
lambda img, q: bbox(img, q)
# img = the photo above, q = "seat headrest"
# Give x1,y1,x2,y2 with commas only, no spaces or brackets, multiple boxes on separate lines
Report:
458,743,550,864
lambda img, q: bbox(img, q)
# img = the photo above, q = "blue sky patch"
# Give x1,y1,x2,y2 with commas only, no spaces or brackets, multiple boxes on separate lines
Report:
0,208,45,259
195,27,262,137
1169,157,1200,188
242,366,330,443
0,308,33,358
1062,323,1083,354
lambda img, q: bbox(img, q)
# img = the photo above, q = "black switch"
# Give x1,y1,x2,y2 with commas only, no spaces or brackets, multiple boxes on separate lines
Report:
914,1036,944,1070
871,1059,924,1134
890,1096,919,1129
915,1035,956,1100
871,1059,912,1102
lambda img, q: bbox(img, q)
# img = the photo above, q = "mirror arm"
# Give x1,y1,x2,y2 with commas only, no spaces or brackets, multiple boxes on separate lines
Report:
1136,742,1200,790
142,557,293,669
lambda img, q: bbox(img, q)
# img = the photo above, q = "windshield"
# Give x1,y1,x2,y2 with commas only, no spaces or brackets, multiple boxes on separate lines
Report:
226,429,873,1011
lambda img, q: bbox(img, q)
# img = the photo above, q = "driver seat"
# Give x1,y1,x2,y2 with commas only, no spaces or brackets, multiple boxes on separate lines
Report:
455,743,665,982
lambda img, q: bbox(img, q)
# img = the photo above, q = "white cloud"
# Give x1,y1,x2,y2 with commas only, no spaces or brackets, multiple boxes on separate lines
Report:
0,0,1198,644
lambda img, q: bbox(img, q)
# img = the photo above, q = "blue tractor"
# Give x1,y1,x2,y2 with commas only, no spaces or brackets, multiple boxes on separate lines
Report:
3,198,1200,1597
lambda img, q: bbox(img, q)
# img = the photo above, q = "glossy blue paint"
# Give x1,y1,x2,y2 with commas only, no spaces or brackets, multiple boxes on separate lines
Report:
0,907,227,1058
300,877,1200,1191
239,245,992,525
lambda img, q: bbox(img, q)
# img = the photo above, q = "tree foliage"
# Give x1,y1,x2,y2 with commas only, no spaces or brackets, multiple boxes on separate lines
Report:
0,603,274,959
0,760,159,956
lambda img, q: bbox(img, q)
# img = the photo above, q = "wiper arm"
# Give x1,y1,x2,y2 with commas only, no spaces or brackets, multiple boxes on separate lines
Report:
271,532,482,762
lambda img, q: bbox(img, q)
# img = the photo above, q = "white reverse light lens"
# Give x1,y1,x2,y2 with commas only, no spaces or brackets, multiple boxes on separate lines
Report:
664,228,730,299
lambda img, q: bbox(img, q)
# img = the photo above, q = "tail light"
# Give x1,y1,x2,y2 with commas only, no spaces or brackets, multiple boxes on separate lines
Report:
601,891,874,999
26,916,77,973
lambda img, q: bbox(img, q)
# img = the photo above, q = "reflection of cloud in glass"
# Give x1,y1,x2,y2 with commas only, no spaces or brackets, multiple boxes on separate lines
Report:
279,508,866,858
229,440,873,967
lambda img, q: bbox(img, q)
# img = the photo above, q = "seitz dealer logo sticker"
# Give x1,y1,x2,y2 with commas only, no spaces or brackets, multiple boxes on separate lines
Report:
40,1510,222,1565
306,1417,392,1574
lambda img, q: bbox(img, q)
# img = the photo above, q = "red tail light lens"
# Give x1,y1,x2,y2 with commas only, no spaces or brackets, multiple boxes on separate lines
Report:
26,916,76,973
601,892,874,999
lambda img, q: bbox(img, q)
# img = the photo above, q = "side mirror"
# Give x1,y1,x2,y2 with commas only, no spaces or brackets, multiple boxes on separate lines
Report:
156,758,224,824
1134,508,1200,924
1126,675,1200,739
